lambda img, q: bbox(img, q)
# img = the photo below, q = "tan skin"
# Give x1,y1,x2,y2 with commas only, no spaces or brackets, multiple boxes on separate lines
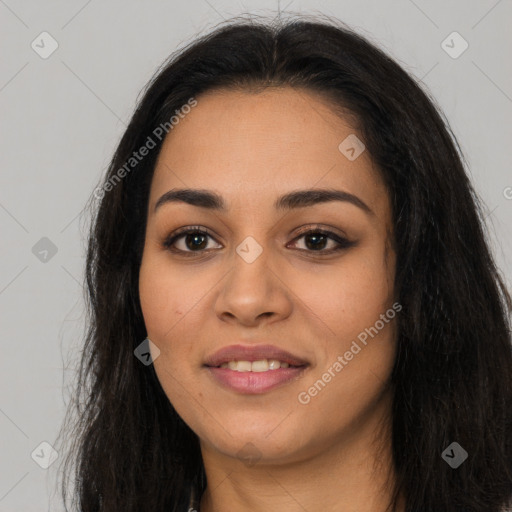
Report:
138,87,403,512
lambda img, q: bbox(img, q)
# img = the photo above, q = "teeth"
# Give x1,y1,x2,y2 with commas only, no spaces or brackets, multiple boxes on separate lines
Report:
218,359,294,372
251,360,269,372
268,360,280,370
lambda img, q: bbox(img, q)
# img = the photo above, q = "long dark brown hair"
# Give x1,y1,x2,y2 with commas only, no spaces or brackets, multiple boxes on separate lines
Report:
56,13,512,512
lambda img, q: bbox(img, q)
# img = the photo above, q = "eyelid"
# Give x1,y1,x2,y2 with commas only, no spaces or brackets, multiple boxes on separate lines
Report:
293,223,349,239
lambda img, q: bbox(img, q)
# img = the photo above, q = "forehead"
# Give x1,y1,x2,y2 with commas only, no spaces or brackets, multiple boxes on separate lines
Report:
149,87,387,216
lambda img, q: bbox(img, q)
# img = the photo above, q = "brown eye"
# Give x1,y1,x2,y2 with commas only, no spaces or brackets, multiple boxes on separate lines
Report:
163,225,355,257
163,227,221,254
288,228,355,254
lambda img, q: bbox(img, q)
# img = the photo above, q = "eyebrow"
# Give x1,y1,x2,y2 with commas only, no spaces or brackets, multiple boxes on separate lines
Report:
154,188,374,215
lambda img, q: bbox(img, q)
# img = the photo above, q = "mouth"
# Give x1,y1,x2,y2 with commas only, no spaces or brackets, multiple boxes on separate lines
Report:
204,344,309,394
216,359,299,372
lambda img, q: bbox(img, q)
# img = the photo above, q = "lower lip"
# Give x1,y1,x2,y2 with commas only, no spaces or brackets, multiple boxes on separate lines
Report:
206,366,307,394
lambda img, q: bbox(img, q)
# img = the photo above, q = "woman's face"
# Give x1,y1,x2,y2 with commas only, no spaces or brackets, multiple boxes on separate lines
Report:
139,87,397,465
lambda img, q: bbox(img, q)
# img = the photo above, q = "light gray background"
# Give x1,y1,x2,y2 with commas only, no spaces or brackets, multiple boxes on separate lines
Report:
1,0,511,510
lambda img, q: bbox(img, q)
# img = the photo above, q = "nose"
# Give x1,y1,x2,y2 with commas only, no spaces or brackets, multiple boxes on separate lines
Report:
214,242,293,327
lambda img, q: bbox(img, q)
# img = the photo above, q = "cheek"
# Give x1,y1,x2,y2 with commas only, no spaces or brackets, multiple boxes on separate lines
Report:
138,258,198,414
296,287,397,437
139,254,205,342
291,247,397,411
292,250,395,345
138,253,212,396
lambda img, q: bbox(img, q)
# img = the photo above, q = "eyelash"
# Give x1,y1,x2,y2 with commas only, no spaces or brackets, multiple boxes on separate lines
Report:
162,225,355,257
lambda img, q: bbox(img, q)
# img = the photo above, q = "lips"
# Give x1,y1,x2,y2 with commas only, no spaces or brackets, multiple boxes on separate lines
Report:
204,344,309,368
204,344,309,394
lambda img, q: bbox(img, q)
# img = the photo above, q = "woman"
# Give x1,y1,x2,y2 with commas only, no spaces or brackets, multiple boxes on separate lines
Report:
58,14,512,512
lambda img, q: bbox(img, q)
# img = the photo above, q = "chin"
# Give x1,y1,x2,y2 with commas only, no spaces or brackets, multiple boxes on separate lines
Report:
207,434,304,466
193,414,313,464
